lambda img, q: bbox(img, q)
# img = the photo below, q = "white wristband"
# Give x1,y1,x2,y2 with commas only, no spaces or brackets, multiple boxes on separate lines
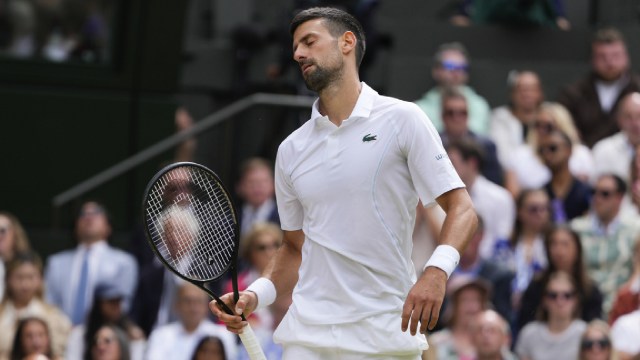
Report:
245,277,277,310
424,245,460,279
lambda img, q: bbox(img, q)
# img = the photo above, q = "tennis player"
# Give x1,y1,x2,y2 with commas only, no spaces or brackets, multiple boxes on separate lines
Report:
210,7,478,359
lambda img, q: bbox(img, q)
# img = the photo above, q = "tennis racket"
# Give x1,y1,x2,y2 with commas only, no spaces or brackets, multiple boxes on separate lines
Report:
142,162,266,360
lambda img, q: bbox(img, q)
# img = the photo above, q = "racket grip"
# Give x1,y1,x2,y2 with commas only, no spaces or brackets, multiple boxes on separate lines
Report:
239,323,267,360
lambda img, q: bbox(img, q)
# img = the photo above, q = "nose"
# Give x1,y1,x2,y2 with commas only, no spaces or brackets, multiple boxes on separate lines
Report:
293,47,306,63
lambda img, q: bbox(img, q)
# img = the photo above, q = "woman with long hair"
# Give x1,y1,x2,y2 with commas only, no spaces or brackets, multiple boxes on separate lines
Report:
90,325,130,360
515,271,587,360
0,252,71,359
65,283,144,360
503,102,594,197
517,226,603,331
0,211,32,263
10,317,58,360
495,189,550,310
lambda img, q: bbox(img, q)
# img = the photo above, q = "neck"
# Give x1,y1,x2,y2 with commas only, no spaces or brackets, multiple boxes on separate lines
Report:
478,353,504,360
512,106,537,125
182,321,199,334
318,73,361,126
550,168,573,197
13,298,31,309
521,228,539,241
598,211,618,227
547,316,572,333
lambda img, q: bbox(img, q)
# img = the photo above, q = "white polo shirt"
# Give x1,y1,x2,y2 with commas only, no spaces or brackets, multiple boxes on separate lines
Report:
274,83,464,353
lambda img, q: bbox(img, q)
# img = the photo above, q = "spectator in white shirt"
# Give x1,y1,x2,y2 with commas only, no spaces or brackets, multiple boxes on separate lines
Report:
145,283,237,360
593,92,640,184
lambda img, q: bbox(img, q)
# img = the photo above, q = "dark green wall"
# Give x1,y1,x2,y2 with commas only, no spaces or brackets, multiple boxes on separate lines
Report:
0,0,188,250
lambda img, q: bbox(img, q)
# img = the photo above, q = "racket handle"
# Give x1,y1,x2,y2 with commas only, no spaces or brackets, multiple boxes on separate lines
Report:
239,323,267,360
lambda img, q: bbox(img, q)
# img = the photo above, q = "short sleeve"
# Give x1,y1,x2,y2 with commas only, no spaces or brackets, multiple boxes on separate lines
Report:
274,142,304,230
399,103,465,206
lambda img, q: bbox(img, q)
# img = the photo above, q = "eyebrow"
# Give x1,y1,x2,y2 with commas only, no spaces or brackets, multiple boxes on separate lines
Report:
293,33,315,53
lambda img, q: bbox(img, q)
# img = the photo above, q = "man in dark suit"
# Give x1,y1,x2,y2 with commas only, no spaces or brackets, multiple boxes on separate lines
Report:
557,27,640,147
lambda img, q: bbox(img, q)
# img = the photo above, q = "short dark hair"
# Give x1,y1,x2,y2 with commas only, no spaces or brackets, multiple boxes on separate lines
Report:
592,27,626,45
290,7,366,68
445,138,486,168
597,173,627,194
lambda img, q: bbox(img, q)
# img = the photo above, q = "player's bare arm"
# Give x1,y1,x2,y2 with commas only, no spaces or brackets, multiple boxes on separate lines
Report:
210,229,304,334
401,187,477,335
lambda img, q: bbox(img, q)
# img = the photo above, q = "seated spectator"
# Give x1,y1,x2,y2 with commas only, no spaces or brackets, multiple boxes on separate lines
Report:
0,211,32,263
593,92,640,184
65,283,145,360
609,237,640,324
45,201,138,326
490,70,545,167
89,324,130,360
610,293,640,360
620,145,640,220
223,222,284,350
439,86,504,185
0,211,33,301
470,310,518,360
571,174,640,313
518,226,603,332
539,129,592,223
558,27,640,148
515,271,587,360
145,283,237,360
504,103,594,198
494,189,550,310
415,42,491,135
0,252,71,359
236,157,280,239
428,275,492,360
190,336,226,360
452,0,570,30
451,217,515,324
578,320,616,360
446,139,515,259
10,317,60,360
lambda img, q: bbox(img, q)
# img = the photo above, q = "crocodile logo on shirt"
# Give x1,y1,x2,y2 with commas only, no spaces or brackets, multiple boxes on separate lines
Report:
362,133,377,142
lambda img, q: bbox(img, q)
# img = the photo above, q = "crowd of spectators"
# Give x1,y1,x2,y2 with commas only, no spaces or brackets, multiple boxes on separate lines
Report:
1,2,640,359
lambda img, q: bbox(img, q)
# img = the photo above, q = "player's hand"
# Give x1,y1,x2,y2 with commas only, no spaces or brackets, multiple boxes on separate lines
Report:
209,290,258,334
401,266,447,335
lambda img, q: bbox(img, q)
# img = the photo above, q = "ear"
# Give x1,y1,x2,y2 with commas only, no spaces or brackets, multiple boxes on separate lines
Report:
340,31,357,56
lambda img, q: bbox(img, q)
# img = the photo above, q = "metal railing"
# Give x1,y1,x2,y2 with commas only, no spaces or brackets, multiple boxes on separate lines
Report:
52,92,315,208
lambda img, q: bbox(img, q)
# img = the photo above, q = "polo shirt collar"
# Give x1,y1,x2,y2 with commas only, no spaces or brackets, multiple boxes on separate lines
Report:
312,82,377,126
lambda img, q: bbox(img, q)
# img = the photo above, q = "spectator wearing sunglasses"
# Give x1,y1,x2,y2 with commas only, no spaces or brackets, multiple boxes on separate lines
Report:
578,320,615,360
517,226,603,336
571,174,640,314
502,102,594,198
415,42,491,136
439,87,504,185
538,129,592,224
515,271,586,360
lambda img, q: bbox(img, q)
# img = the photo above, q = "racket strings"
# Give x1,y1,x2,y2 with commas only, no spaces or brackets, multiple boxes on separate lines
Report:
145,166,238,281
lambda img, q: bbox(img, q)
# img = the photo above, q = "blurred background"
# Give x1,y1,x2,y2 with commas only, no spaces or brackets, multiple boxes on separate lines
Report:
1,0,639,257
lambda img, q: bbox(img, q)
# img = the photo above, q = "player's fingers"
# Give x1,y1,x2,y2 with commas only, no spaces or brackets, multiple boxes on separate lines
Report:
409,304,422,336
427,299,442,330
401,299,414,332
419,301,433,334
